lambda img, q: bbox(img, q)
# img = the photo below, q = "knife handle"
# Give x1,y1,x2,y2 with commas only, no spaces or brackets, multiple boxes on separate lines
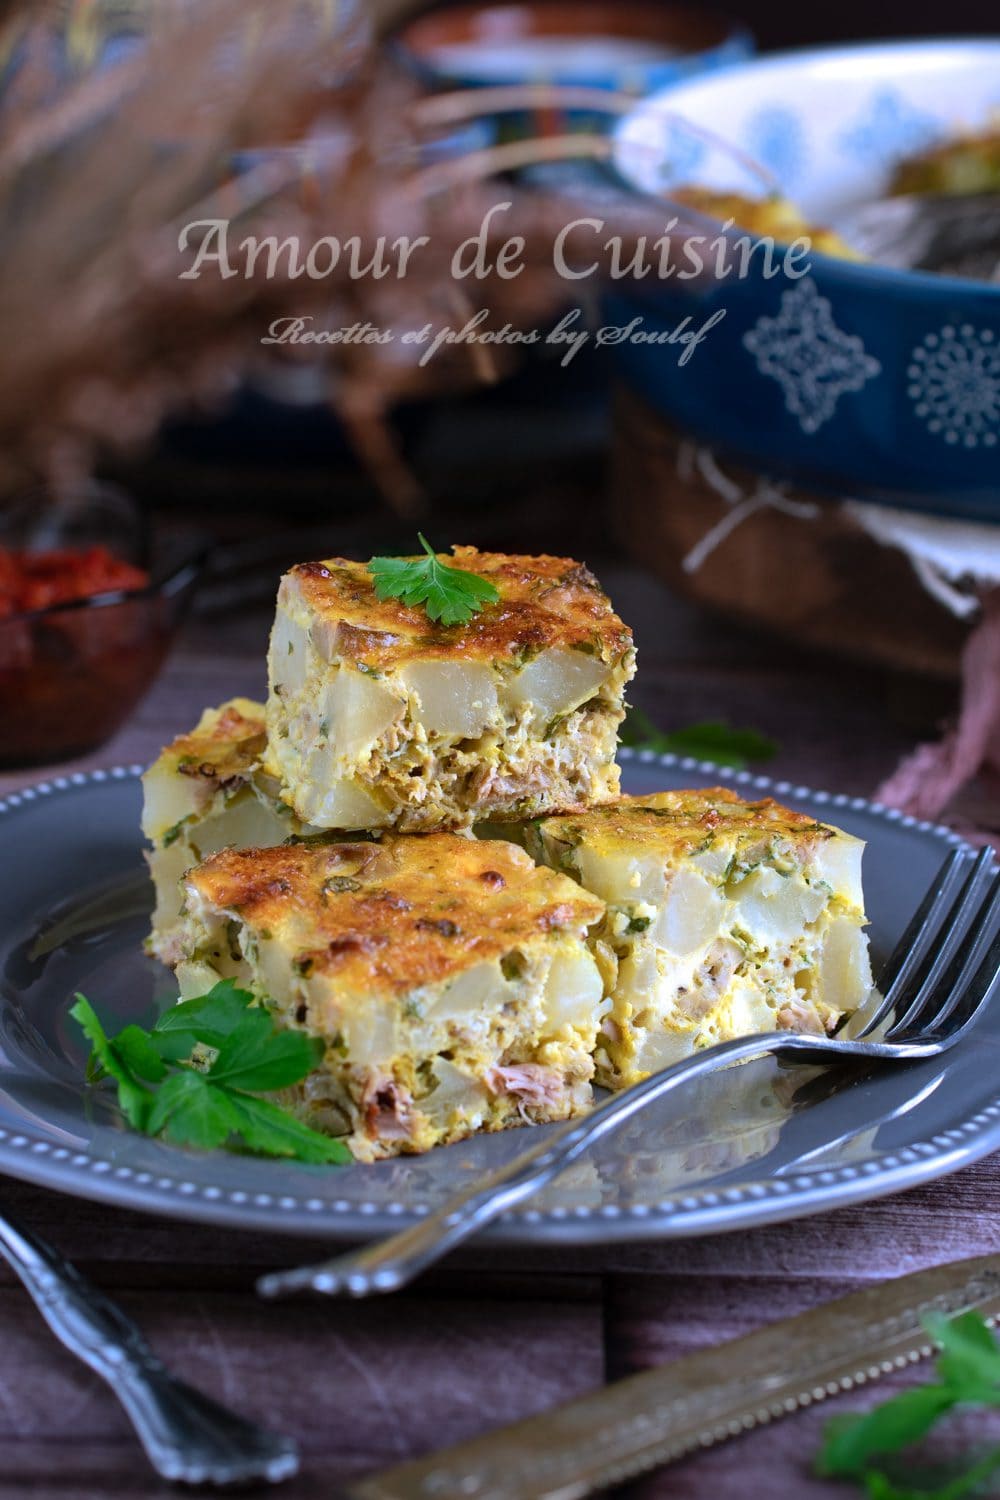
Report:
342,1254,1000,1500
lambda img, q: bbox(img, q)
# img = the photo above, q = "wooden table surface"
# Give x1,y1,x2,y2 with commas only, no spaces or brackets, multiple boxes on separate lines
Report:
2,546,996,1500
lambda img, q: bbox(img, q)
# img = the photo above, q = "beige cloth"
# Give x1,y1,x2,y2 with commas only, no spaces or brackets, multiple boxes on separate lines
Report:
846,501,1000,621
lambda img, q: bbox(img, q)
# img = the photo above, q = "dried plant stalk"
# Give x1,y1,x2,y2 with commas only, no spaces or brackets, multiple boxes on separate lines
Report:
0,0,673,511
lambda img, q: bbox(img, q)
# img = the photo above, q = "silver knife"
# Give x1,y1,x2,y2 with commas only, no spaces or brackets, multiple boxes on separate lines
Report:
341,1253,1000,1500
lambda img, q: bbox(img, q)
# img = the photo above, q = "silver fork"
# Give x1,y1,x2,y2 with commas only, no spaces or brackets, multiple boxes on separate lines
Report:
0,1208,298,1485
258,847,1000,1301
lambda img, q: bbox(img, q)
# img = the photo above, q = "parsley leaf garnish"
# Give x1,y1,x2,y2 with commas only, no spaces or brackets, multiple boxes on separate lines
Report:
72,995,156,1130
620,707,778,770
70,980,350,1164
368,534,500,627
816,1310,1000,1498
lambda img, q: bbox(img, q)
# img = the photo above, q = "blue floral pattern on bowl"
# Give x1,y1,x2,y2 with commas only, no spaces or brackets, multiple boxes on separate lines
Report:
745,105,806,189
838,88,942,169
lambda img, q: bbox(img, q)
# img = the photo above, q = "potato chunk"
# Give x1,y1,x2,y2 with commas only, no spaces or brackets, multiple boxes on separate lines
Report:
653,868,727,955
400,661,500,738
503,648,609,727
316,669,405,765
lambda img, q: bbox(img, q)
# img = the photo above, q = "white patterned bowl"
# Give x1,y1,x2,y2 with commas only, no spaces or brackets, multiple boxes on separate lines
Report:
608,39,1000,521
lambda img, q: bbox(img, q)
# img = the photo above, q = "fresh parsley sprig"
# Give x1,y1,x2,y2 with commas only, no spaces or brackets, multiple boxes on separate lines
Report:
71,981,350,1164
368,534,500,627
620,706,778,770
816,1310,1000,1499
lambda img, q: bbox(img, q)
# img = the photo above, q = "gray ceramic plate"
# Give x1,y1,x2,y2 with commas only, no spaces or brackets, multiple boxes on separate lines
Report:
0,754,993,1244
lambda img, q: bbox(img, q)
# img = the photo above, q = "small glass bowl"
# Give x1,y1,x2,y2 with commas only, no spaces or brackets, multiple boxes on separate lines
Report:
0,485,205,769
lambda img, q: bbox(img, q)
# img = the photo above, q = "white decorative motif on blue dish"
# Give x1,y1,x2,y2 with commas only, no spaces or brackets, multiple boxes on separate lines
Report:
744,106,804,189
908,325,1000,449
838,88,941,167
743,278,882,435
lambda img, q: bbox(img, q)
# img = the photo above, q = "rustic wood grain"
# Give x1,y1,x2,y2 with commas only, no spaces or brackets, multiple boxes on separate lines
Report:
0,1286,603,1498
0,553,992,1499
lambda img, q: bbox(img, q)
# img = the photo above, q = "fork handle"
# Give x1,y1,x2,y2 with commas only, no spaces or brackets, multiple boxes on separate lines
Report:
0,1209,297,1485
259,1031,839,1299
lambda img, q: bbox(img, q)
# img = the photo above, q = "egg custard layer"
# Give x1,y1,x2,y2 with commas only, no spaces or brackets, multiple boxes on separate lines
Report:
527,789,872,1089
171,835,607,1161
142,698,320,964
266,548,636,832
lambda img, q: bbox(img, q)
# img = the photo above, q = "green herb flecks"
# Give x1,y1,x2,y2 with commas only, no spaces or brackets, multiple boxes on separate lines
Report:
70,982,350,1165
816,1310,1000,1499
368,534,500,627
620,707,778,771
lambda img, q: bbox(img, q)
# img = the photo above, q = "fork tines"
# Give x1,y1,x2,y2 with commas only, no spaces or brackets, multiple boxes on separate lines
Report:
881,848,1000,1041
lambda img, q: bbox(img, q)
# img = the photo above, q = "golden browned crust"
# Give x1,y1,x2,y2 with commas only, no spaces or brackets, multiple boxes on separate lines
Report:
285,548,633,670
185,835,605,997
538,787,837,862
157,699,267,787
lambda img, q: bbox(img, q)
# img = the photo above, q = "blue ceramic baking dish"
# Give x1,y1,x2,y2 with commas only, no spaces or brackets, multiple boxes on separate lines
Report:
609,39,1000,521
